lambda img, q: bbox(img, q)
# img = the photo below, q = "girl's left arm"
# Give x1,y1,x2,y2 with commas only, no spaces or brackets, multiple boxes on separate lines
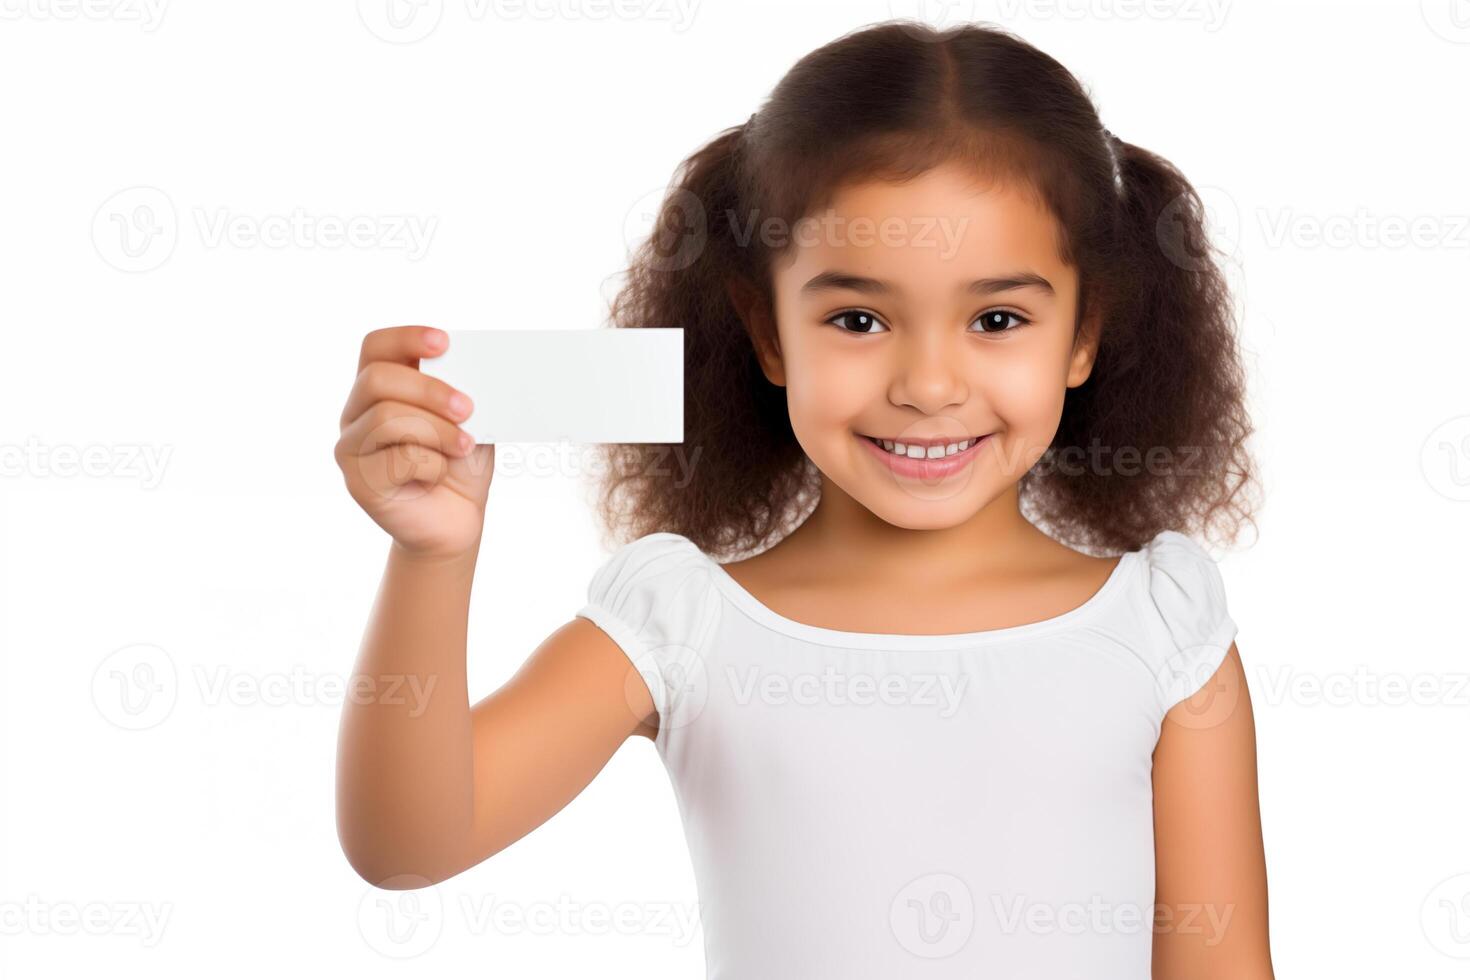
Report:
1151,643,1276,979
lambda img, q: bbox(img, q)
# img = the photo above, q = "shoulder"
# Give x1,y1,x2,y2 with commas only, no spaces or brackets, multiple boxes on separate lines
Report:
583,531,712,607
1127,530,1240,713
576,531,722,724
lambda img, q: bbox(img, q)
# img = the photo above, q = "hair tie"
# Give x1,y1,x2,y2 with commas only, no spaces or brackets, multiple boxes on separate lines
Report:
737,111,758,147
1101,126,1124,195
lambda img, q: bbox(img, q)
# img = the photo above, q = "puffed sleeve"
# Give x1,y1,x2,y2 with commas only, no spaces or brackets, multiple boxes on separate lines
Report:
575,531,721,726
1140,530,1239,712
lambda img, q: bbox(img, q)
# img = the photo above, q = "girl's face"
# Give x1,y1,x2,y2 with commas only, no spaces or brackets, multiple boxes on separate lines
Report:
754,160,1098,530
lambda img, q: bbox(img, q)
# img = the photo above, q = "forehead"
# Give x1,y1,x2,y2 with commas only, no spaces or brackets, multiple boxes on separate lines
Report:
773,160,1072,297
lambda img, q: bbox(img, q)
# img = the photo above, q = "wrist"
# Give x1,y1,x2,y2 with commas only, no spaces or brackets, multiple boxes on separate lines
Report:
388,539,481,574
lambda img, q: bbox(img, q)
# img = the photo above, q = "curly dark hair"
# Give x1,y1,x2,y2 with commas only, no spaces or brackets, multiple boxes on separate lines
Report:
589,19,1258,559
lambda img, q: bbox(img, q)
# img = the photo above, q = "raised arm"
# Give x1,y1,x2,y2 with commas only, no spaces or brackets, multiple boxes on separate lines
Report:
333,325,656,889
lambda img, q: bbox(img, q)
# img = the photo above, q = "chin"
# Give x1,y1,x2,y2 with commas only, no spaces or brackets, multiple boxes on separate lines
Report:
833,467,998,530
878,492,993,530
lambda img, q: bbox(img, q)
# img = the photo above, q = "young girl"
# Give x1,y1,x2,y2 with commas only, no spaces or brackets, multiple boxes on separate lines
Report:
334,20,1272,979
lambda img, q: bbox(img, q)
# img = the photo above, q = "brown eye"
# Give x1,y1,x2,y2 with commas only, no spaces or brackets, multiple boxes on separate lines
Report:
826,310,888,335
972,310,1029,333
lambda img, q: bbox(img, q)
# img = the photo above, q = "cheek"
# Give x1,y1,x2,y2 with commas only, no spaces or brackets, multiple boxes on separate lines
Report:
981,339,1072,431
782,336,881,436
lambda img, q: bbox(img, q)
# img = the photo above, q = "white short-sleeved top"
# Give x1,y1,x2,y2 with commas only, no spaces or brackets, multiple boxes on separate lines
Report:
576,529,1237,979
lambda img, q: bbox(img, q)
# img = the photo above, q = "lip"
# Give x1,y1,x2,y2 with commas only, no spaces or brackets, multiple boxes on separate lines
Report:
857,431,990,480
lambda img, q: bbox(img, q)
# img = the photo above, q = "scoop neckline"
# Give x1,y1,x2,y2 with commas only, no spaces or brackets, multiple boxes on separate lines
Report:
701,546,1139,650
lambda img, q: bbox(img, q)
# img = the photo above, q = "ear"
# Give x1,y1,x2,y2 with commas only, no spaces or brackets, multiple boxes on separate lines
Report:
725,276,786,387
1066,306,1101,388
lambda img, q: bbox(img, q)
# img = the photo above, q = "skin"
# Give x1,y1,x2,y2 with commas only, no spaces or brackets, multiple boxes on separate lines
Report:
333,160,1274,977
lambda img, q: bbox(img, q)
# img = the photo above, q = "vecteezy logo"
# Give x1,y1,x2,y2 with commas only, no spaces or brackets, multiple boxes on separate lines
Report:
1154,643,1239,731
357,875,444,957
1421,415,1470,502
91,643,179,730
1422,0,1470,43
357,0,444,44
1156,185,1240,272
92,186,177,272
1422,872,1470,958
623,186,707,273
889,872,975,958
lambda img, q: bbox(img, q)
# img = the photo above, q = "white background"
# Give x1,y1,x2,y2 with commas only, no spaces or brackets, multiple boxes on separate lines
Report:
2,0,1468,976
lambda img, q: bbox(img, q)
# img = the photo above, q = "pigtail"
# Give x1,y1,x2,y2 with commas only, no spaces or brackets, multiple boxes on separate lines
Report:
591,122,817,559
1028,136,1259,553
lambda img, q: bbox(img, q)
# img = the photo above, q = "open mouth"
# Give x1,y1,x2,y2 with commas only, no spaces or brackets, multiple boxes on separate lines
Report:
859,434,987,460
855,430,993,480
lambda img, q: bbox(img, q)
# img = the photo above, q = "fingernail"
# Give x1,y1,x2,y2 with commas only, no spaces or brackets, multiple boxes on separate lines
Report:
459,432,474,454
449,392,472,418
426,328,447,349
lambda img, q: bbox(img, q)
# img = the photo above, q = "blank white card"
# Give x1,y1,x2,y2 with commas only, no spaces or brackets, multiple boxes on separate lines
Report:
418,329,684,443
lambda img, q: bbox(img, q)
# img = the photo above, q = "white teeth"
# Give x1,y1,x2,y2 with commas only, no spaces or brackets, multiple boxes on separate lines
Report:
870,436,977,459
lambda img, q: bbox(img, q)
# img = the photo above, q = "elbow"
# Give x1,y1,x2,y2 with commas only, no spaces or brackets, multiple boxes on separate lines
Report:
338,831,462,890
342,847,455,890
335,786,474,888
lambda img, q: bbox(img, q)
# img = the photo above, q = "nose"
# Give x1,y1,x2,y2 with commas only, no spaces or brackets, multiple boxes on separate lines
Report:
887,329,969,415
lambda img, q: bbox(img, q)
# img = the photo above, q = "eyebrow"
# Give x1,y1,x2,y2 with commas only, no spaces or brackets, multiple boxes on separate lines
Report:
799,270,1055,298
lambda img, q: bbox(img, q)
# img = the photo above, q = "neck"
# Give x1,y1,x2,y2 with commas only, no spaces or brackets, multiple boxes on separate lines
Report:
786,475,1047,583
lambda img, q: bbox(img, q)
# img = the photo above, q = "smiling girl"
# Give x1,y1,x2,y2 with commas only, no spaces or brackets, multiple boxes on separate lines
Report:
335,20,1270,979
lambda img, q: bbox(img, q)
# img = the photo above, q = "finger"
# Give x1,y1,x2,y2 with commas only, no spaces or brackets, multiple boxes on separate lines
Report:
338,401,473,461
341,360,473,430
357,325,448,374
351,442,450,502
